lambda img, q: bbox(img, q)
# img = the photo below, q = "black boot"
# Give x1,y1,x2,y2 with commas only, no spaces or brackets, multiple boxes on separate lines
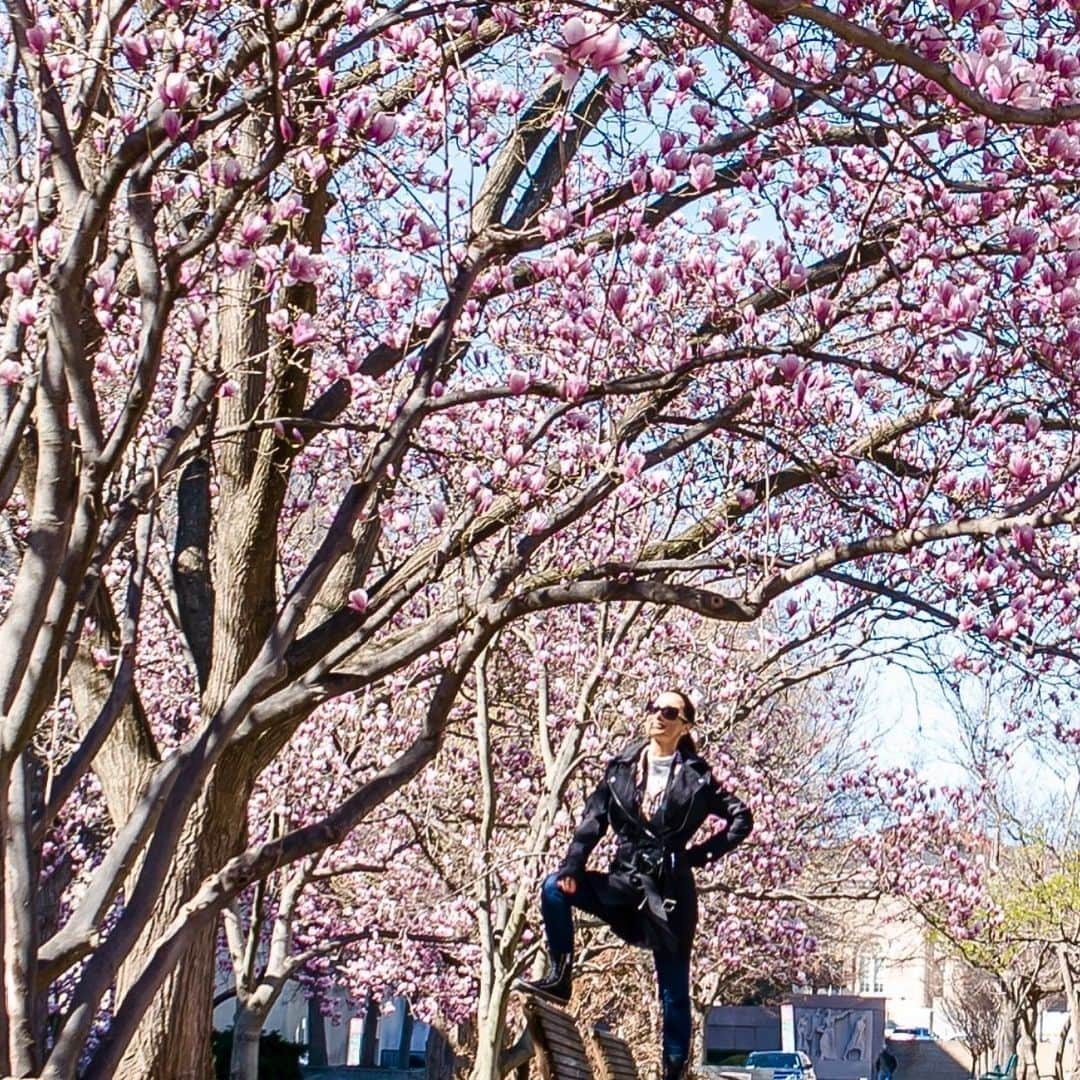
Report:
663,1058,688,1080
515,952,573,1003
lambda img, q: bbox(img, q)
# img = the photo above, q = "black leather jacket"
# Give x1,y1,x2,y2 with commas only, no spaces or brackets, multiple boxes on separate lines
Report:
556,737,752,951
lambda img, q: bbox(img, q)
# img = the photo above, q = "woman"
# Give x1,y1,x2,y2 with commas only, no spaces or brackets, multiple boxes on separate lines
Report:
518,690,753,1080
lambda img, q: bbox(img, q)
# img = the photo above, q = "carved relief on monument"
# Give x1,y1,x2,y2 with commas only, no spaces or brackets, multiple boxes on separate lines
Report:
794,1007,872,1063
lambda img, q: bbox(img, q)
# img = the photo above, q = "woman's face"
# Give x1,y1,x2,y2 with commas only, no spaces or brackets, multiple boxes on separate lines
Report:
644,691,690,746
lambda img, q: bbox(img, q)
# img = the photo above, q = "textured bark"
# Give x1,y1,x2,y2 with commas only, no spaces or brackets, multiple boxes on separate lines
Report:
173,457,213,690
0,819,9,1079
1059,947,1080,1080
225,860,306,1080
115,759,251,1080
994,1000,1018,1071
229,1007,262,1080
472,983,510,1080
1018,1002,1039,1080
113,119,330,1077
426,1022,458,1080
306,996,328,1068
4,756,37,1075
1054,1014,1070,1080
360,993,379,1066
67,591,158,828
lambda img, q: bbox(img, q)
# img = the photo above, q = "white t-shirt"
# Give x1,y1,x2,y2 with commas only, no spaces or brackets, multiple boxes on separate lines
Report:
642,749,675,814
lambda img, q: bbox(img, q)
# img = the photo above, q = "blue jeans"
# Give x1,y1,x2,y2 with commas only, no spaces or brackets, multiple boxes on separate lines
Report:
540,873,693,1062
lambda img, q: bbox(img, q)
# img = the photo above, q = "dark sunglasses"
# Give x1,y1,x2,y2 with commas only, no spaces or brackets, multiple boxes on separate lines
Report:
647,702,684,722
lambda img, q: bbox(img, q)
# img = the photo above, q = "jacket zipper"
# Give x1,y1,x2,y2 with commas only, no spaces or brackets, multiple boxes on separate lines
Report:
666,768,707,838
608,764,661,842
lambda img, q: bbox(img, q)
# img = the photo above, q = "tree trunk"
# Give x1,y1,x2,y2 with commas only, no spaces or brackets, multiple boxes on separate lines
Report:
4,755,37,1076
361,993,380,1067
691,1000,710,1067
471,978,511,1080
426,1022,457,1080
114,753,251,1079
1057,947,1080,1080
307,995,328,1068
399,1000,416,1069
995,999,1019,1070
1017,999,1039,1080
229,1005,263,1080
1054,1015,1069,1080
112,167,287,1075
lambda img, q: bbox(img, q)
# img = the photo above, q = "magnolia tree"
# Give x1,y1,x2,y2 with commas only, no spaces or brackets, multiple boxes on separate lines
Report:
228,605,682,1080
942,964,1001,1077
4,0,1080,1076
217,689,479,1080
917,674,1080,1080
231,607,991,1080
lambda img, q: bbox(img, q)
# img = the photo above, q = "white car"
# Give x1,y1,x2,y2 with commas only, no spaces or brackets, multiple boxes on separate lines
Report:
743,1050,817,1079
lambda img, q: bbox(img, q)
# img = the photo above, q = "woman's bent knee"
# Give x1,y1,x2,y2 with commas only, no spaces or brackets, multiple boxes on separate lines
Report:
541,873,565,901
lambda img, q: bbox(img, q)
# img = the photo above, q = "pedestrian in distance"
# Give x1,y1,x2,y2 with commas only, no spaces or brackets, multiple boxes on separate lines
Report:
516,690,753,1080
875,1047,898,1080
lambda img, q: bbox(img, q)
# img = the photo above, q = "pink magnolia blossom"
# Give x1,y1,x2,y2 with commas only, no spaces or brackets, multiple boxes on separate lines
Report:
1007,452,1032,482
562,373,589,402
622,451,646,480
25,25,48,55
158,72,193,109
650,165,676,193
162,110,182,140
689,155,715,191
15,298,38,326
0,361,23,384
776,354,801,381
292,314,319,347
367,112,397,144
543,16,630,90
122,34,150,70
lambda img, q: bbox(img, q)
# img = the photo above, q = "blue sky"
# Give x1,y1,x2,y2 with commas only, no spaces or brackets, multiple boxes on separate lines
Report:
870,659,1076,829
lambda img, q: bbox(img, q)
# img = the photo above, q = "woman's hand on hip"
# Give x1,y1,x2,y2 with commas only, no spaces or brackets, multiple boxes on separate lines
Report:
556,876,577,895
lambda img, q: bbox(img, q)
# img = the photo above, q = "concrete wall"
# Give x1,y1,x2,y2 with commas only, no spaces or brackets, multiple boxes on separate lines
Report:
887,1038,968,1080
704,1006,780,1057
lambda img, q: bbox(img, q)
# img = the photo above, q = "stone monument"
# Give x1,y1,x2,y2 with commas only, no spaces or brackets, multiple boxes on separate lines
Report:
780,995,886,1080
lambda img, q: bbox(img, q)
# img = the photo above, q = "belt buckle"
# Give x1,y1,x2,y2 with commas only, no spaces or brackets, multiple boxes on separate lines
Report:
636,850,662,877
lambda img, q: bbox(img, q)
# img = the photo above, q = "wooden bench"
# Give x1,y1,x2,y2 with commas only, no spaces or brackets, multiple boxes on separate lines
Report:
522,996,593,1080
590,1025,639,1080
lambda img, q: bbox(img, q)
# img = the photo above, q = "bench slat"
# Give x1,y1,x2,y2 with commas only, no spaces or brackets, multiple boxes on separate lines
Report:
547,1056,591,1074
545,1024,585,1044
523,997,594,1080
590,1026,640,1080
544,1034,590,1057
546,1058,591,1077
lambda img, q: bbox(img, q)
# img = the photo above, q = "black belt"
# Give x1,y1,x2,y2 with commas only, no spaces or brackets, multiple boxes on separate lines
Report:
613,849,680,951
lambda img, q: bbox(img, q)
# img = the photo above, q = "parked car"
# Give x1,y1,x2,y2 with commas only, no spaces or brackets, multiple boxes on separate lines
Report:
888,1026,937,1040
743,1050,817,1079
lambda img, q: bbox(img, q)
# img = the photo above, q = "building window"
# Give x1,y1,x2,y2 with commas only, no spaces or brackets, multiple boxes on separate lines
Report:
857,952,885,994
